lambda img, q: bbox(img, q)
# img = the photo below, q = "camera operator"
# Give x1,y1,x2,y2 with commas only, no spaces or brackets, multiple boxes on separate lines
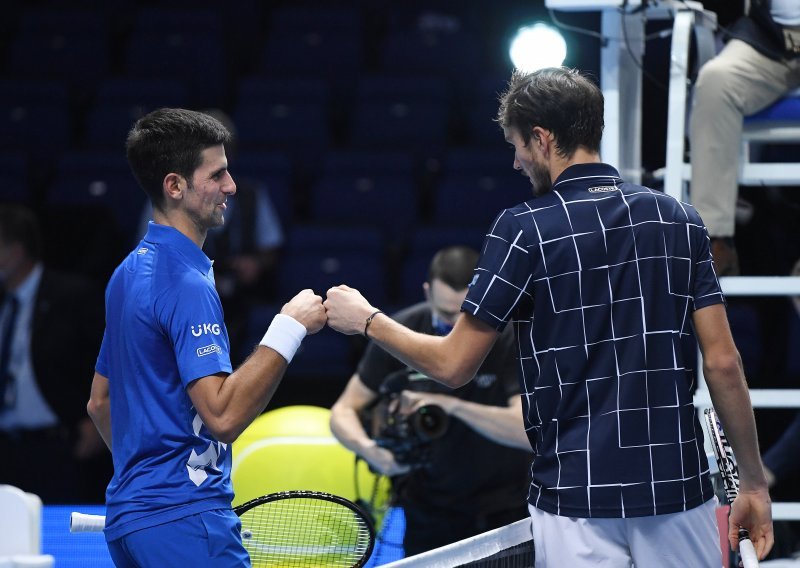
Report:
330,246,533,556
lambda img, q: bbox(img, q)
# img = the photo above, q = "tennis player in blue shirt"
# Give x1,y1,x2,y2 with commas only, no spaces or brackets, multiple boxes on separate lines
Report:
87,108,326,567
324,68,774,566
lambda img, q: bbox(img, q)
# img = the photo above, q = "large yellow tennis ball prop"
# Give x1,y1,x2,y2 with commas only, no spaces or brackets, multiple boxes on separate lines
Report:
232,405,391,529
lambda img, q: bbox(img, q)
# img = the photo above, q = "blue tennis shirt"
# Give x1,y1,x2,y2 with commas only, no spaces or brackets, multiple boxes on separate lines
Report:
96,223,234,540
464,163,722,519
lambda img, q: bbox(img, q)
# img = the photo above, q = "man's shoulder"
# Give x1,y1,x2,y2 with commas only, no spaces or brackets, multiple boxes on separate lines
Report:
619,182,704,224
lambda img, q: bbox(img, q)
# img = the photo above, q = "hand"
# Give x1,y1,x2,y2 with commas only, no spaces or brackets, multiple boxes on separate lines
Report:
399,390,459,415
363,441,412,477
324,285,377,335
281,289,327,335
729,488,774,560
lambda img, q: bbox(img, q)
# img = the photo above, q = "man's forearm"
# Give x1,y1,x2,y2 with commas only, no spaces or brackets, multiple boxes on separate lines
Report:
704,358,768,488
366,313,497,389
330,405,376,457
89,405,112,450
450,399,532,450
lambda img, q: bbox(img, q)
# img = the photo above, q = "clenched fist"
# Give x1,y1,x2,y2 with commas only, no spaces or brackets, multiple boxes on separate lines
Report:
324,285,377,335
281,289,327,334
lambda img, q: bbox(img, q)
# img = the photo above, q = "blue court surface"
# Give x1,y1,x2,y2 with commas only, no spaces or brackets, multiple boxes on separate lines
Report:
43,505,406,567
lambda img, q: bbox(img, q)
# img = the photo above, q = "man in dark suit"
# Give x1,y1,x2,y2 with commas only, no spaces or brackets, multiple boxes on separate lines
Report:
0,204,109,503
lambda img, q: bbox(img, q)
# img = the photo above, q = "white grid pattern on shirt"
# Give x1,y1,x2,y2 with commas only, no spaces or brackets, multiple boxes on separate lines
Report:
464,169,721,518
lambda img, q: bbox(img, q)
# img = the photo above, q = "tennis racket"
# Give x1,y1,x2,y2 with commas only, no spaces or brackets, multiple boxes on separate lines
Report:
703,408,759,568
71,490,375,568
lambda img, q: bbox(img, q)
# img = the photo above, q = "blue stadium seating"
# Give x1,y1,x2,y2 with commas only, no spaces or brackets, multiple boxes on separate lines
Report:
47,150,146,240
277,225,387,307
232,102,330,164
0,102,71,159
124,32,227,107
432,172,529,226
309,174,418,243
94,77,188,108
348,100,449,153
0,153,30,204
236,77,331,107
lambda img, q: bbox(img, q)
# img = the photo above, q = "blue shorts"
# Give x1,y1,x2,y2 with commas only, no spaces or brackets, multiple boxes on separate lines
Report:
106,508,250,567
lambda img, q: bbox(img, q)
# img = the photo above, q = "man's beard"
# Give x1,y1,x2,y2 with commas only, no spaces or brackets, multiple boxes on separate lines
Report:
530,162,552,197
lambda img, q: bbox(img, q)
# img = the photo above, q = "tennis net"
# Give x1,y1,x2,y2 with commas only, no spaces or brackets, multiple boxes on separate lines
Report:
379,518,534,567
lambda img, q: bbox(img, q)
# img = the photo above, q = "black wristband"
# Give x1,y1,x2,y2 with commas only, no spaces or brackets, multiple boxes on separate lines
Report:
363,310,383,338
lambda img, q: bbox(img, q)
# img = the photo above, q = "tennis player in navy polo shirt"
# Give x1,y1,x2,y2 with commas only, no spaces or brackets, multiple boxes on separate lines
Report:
325,68,773,566
87,108,326,567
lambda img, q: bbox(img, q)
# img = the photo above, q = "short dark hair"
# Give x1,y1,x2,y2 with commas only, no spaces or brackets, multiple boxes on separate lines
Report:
496,67,604,158
125,108,232,210
427,246,480,290
0,204,43,261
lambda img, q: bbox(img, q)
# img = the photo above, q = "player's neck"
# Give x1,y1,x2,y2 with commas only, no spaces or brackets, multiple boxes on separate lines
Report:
549,148,602,182
151,209,207,249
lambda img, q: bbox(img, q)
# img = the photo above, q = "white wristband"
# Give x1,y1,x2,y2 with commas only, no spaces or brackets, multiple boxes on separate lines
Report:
259,314,307,363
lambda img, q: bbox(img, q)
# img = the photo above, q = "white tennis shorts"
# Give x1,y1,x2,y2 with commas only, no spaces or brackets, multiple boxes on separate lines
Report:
529,499,722,567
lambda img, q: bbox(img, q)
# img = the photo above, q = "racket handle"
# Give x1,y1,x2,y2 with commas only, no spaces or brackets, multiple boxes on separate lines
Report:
739,536,759,568
70,512,106,533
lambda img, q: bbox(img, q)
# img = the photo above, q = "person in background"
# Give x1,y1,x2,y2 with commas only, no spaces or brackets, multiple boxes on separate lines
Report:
325,67,774,566
330,245,532,556
87,108,326,566
689,0,800,275
0,203,109,503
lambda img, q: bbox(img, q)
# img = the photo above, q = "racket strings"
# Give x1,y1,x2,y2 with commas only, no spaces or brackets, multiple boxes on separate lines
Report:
239,497,372,567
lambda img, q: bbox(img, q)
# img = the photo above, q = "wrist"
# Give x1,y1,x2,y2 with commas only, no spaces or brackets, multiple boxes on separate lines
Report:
259,314,307,363
359,437,380,458
363,309,384,338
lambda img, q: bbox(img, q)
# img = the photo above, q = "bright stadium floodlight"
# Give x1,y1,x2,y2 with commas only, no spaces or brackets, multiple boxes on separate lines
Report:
509,23,567,72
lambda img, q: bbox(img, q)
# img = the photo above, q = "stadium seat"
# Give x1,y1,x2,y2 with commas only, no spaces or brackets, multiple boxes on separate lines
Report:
235,76,330,107
377,29,484,82
46,150,146,240
268,5,363,34
259,31,362,86
355,75,450,105
131,6,221,35
432,172,529,227
124,32,226,107
93,77,188,108
442,147,511,177
232,102,330,154
0,153,30,204
0,102,71,159
16,6,106,35
7,33,109,92
84,103,153,149
308,174,418,243
0,79,68,106
277,225,388,307
348,100,449,153
322,150,416,178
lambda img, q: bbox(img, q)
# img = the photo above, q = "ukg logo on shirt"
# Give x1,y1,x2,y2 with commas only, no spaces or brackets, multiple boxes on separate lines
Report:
191,323,222,337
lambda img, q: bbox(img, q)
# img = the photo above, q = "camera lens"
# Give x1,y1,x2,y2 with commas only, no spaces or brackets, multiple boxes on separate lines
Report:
410,404,449,441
